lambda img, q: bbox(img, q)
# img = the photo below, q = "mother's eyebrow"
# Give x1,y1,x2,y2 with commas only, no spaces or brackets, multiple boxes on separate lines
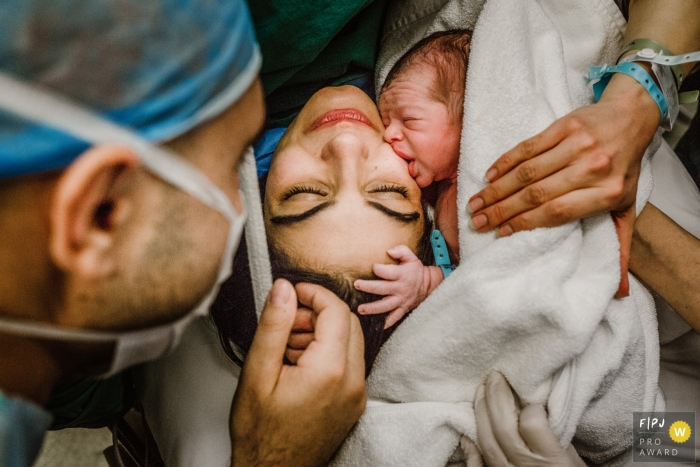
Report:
366,201,420,223
268,201,335,225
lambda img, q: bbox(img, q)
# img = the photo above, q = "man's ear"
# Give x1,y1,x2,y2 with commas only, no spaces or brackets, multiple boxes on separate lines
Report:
50,145,140,278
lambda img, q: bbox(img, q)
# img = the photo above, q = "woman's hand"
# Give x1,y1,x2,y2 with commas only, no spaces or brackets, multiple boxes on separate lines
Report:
354,245,444,329
474,372,587,467
467,73,661,297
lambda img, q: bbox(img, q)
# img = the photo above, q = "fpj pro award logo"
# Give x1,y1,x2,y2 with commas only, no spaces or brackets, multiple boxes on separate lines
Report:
633,412,695,463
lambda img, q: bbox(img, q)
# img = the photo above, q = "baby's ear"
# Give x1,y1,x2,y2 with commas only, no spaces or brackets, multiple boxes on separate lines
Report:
50,144,140,279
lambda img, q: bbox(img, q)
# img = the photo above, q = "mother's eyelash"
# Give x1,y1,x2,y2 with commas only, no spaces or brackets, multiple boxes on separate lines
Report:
283,185,326,200
370,184,408,197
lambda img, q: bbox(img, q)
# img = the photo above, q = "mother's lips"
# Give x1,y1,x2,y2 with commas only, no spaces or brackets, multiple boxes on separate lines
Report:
307,108,377,132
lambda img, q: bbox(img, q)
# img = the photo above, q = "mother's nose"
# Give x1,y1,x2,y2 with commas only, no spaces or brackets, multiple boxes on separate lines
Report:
321,131,369,161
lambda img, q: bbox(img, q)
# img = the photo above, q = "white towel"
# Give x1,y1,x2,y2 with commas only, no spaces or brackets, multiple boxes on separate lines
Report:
332,0,663,465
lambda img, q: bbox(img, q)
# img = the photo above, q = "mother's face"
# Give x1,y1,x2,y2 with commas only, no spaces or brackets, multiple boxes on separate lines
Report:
265,86,424,278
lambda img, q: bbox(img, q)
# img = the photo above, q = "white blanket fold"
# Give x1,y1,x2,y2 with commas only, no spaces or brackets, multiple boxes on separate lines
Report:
332,0,662,465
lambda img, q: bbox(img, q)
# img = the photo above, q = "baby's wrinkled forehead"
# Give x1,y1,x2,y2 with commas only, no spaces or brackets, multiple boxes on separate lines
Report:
380,29,472,112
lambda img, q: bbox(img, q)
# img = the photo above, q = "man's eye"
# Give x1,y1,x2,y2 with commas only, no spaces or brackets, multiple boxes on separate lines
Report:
283,185,327,200
368,184,409,198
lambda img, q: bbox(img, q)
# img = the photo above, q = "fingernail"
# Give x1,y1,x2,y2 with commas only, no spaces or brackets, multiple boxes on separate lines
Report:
485,167,498,182
469,214,487,230
354,280,362,290
357,306,366,314
468,197,484,213
498,225,514,237
270,279,292,306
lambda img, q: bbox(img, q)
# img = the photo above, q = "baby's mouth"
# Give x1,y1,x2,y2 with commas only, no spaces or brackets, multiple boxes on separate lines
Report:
407,160,418,178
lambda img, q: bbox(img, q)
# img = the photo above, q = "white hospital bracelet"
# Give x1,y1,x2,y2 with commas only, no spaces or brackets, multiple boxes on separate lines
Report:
623,48,700,105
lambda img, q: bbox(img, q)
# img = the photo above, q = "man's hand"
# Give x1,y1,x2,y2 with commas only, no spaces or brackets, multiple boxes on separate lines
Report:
286,306,315,364
467,73,660,297
230,279,366,467
354,245,444,329
474,372,587,467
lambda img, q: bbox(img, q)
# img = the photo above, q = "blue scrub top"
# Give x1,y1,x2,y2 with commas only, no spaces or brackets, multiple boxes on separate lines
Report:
0,390,53,467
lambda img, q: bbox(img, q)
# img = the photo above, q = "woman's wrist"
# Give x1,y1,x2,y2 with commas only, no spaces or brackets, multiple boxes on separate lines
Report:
599,71,662,133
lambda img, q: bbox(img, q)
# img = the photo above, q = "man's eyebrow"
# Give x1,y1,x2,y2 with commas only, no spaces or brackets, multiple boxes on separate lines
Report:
366,201,420,223
269,201,335,225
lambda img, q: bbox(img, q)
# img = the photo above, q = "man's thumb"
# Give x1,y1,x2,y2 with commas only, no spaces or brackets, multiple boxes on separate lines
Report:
242,279,297,392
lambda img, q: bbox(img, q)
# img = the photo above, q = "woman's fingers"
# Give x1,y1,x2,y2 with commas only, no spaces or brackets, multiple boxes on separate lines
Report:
483,118,568,183
471,98,653,234
470,136,577,212
470,162,614,234
504,187,628,236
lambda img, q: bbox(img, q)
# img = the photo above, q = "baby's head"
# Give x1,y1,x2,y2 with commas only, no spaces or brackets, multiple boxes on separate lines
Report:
379,29,472,188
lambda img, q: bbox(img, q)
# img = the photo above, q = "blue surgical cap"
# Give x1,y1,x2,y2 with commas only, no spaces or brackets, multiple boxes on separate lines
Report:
0,0,261,178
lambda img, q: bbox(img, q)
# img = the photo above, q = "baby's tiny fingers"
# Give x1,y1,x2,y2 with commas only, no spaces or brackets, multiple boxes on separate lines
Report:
387,245,418,263
372,263,401,280
358,296,402,316
355,278,397,296
384,307,410,329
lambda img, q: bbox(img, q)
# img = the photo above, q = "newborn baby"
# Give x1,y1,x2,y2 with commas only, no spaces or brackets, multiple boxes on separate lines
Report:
355,30,472,327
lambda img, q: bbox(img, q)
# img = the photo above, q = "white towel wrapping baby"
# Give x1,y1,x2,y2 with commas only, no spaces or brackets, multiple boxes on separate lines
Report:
331,0,663,465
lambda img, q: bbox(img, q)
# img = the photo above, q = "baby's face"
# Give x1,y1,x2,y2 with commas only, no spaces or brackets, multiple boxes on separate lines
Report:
379,65,462,188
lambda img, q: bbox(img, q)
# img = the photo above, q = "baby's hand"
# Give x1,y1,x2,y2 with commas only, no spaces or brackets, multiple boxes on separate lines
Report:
354,245,443,329
285,306,315,364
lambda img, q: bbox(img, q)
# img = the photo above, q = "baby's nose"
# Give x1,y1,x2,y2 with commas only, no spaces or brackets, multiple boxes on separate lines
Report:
383,120,403,143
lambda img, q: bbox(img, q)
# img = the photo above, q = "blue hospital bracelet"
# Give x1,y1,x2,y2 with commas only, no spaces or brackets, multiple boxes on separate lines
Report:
588,62,668,121
430,230,456,278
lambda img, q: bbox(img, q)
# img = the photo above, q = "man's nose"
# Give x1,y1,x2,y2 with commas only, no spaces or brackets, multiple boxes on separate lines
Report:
384,120,403,143
321,132,369,162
